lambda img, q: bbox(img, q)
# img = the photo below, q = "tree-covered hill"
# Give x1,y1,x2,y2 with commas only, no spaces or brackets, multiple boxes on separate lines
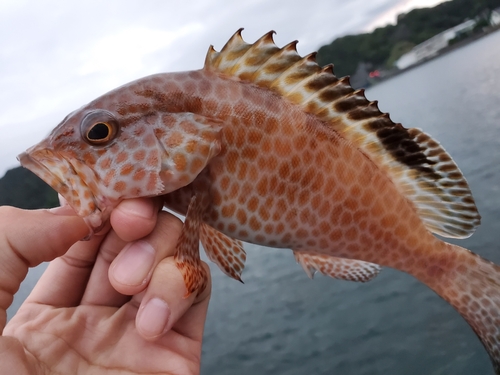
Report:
317,0,500,79
0,167,58,209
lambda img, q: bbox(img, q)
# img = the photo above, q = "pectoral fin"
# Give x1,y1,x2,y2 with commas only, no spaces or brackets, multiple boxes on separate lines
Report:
174,195,208,297
293,251,381,282
200,223,246,282
157,113,222,193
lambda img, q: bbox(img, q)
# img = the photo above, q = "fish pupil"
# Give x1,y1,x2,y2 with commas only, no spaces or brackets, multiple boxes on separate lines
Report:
88,123,110,140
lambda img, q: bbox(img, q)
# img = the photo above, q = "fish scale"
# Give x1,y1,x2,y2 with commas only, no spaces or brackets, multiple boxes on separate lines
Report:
18,29,500,373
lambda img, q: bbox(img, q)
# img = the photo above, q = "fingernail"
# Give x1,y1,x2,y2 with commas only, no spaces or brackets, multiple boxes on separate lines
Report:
113,241,155,286
116,199,155,219
137,298,171,338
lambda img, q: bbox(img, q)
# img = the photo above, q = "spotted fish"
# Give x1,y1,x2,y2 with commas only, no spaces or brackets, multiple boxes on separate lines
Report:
18,30,500,372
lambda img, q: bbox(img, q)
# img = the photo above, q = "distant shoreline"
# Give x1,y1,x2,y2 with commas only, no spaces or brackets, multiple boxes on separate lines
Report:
372,27,500,86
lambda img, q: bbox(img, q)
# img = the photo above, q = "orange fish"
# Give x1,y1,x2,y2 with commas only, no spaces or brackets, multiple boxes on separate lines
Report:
18,29,500,372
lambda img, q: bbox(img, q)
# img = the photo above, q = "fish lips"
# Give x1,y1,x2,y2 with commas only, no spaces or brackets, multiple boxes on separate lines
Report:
17,147,109,234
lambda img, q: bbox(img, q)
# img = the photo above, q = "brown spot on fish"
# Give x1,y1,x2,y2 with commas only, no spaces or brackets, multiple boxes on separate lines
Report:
114,181,126,193
133,149,146,162
133,169,146,181
249,216,261,231
166,131,184,148
173,153,187,171
120,164,134,176
99,157,112,170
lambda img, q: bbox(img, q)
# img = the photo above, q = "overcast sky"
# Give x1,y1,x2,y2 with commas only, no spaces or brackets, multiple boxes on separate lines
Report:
0,0,446,177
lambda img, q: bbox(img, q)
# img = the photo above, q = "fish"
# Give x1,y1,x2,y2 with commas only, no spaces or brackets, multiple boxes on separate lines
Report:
18,29,500,372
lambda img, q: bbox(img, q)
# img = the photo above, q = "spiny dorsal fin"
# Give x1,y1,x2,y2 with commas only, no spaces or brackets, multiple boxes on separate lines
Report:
204,29,480,238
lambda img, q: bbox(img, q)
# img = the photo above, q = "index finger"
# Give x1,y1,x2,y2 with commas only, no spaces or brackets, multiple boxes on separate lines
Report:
0,206,88,325
28,198,163,308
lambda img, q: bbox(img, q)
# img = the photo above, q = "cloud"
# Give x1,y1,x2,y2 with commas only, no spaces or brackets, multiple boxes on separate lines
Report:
0,0,446,177
365,0,448,30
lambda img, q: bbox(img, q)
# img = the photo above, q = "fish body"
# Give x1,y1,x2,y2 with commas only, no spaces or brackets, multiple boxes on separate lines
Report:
19,30,500,372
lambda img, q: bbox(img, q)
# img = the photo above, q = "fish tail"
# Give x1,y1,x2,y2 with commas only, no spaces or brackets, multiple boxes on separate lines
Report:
424,243,500,373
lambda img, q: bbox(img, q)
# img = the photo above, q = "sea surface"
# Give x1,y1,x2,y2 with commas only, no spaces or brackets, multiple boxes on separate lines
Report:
8,30,500,375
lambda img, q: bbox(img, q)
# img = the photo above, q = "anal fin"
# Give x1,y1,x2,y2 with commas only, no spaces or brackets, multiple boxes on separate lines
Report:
174,195,208,297
200,223,246,282
293,251,381,282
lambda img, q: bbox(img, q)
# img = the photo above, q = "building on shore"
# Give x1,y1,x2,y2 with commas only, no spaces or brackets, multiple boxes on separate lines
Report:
491,7,500,26
395,19,476,70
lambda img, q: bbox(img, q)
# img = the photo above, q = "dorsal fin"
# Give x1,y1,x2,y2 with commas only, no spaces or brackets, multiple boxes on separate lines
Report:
204,29,480,238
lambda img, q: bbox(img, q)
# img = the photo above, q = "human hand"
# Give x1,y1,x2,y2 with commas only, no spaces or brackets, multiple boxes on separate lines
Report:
0,199,211,375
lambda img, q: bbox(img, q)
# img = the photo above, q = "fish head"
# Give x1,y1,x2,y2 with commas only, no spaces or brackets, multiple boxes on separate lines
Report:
18,106,164,232
18,75,222,232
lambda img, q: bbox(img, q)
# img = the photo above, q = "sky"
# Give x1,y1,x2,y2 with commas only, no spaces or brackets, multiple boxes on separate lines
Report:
0,0,447,178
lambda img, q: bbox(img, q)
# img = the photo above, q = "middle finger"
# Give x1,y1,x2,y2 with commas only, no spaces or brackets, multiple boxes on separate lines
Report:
80,198,163,306
109,210,183,296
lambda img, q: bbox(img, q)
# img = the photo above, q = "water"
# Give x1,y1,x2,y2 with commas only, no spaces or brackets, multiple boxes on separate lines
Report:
8,30,500,375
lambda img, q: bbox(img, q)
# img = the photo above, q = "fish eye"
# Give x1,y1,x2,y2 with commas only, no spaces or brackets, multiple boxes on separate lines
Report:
88,122,112,141
81,111,119,145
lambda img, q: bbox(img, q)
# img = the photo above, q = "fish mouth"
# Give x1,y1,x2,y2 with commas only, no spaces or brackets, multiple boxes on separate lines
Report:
17,147,109,233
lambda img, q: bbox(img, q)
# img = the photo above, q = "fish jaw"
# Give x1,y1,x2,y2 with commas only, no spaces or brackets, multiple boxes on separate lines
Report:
17,144,116,232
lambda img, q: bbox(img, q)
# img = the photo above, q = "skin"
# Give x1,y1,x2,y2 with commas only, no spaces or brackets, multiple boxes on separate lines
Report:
0,198,211,375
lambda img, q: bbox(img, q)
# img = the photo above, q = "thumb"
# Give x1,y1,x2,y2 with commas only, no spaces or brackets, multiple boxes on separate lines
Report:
0,205,87,328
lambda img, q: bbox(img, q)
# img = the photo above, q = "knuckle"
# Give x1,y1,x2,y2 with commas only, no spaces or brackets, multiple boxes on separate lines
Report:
99,237,123,263
60,253,95,269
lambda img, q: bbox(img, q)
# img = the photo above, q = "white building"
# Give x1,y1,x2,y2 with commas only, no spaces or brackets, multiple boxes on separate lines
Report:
395,51,419,69
396,19,476,70
491,7,500,26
